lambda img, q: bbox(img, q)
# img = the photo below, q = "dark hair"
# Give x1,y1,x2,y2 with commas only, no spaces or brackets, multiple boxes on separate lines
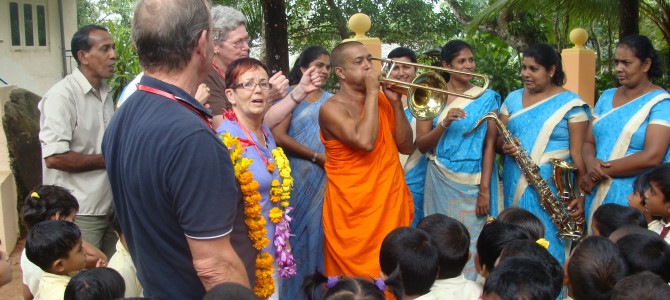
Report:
440,40,473,82
615,233,670,282
64,268,125,300
289,46,330,85
609,224,660,243
71,25,109,65
497,207,545,240
379,227,438,296
107,205,122,234
387,47,417,63
416,214,470,279
499,240,564,298
476,220,531,274
618,34,664,78
647,163,670,203
483,257,554,300
611,271,670,300
132,0,210,73
633,170,651,196
25,220,82,271
302,269,403,300
224,57,269,91
21,185,79,230
523,43,566,86
568,236,629,300
331,41,363,70
203,282,259,300
593,203,647,237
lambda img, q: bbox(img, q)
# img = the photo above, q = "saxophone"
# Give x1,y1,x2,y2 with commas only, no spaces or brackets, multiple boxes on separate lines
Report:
463,112,584,241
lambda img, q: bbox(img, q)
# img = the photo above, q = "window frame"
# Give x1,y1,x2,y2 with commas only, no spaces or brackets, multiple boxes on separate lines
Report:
9,0,49,50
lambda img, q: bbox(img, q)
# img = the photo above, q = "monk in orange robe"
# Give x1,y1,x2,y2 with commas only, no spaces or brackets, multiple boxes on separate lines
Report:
319,41,414,278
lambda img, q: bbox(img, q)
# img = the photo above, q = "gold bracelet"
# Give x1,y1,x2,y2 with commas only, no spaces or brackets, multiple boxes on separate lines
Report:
478,192,490,197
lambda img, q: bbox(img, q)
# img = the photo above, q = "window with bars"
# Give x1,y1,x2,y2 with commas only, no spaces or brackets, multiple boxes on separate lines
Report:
9,1,48,48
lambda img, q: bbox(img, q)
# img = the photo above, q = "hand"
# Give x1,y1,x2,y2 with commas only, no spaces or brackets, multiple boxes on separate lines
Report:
95,258,107,268
476,192,490,217
567,196,585,219
584,158,611,183
83,241,107,269
268,71,290,100
297,66,326,96
315,153,327,168
501,137,521,157
364,68,382,95
382,82,402,104
439,108,467,128
579,176,598,194
194,83,210,105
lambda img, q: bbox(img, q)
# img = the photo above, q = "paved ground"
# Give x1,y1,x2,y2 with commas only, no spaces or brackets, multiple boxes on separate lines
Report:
0,239,25,300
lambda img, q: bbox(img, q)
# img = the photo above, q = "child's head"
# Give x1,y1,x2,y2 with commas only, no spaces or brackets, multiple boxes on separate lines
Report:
644,163,670,219
379,227,439,297
615,233,670,282
21,185,79,230
416,213,470,279
64,267,125,300
107,205,122,235
592,203,647,237
497,207,545,240
203,282,259,300
25,220,85,275
628,171,651,207
609,224,659,243
498,240,564,298
567,236,628,300
302,270,403,300
481,257,554,300
611,271,670,300
475,220,531,277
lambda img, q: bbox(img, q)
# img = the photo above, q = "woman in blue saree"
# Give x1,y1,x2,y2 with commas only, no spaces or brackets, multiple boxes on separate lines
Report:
416,40,501,279
499,44,590,267
387,47,428,227
271,46,332,299
581,35,670,227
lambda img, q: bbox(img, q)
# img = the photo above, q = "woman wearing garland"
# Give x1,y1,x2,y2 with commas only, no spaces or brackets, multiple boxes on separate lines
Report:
581,34,670,226
271,46,332,300
217,57,324,299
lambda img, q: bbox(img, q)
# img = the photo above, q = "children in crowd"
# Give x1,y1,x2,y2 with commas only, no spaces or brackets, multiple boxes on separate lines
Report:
627,171,653,223
416,214,482,299
203,282,260,300
64,268,125,300
497,240,563,298
591,203,647,237
475,220,531,278
379,227,439,299
106,206,143,297
615,233,670,282
611,271,670,300
20,185,106,299
0,239,11,287
644,163,670,243
497,207,545,240
481,257,554,300
25,220,86,300
566,236,628,300
608,224,660,243
302,270,403,300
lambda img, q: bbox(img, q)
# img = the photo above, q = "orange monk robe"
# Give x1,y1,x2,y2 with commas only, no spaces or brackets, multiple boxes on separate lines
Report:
321,91,414,278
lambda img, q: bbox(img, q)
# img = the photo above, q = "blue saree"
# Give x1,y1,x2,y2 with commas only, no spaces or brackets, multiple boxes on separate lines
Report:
423,87,501,279
585,88,670,226
403,107,429,227
279,90,332,300
500,89,590,266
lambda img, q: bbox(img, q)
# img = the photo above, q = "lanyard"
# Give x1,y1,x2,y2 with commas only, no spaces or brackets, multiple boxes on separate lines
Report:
237,120,272,168
136,84,215,133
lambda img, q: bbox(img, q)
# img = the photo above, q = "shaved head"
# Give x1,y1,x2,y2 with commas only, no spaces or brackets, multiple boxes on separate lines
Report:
330,41,364,69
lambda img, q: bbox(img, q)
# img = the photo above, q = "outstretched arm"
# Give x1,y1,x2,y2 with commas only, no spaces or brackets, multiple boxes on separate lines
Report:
264,67,324,129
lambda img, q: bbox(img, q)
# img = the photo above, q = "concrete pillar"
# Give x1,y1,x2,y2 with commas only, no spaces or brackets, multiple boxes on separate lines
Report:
343,13,382,71
562,28,597,106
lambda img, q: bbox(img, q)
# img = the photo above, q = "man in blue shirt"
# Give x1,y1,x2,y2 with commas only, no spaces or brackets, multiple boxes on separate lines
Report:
102,1,254,298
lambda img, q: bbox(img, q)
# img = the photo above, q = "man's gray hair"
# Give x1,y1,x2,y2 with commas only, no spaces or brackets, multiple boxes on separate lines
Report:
211,5,246,42
132,0,210,73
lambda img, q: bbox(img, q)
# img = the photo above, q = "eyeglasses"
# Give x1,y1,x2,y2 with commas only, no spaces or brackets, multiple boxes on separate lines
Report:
224,37,250,49
233,81,272,90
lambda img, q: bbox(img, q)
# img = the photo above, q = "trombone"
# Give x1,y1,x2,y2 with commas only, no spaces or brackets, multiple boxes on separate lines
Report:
372,57,490,120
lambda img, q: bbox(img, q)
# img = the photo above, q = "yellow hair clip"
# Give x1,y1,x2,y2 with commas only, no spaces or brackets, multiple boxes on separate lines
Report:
536,238,550,249
31,192,40,199
486,216,495,224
